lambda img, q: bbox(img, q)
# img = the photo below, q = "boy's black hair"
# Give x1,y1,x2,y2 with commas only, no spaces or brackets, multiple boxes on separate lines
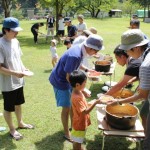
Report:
130,19,140,28
64,39,71,45
114,45,128,58
2,27,10,35
69,70,87,88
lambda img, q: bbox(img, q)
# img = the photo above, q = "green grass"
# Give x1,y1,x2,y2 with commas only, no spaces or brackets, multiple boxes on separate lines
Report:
0,18,150,150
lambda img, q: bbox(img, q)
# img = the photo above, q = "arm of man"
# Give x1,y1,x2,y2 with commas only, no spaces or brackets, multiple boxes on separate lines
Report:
106,75,135,96
0,64,24,78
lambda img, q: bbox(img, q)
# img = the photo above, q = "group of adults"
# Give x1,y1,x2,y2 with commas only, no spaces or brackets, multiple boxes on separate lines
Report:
49,16,150,150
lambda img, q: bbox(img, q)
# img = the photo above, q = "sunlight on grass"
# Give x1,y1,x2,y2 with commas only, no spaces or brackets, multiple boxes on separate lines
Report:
0,17,149,150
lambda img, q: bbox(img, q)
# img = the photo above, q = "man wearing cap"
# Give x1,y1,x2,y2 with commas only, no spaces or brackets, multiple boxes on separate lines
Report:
0,17,34,140
49,34,104,142
108,29,150,150
76,14,87,36
63,17,77,43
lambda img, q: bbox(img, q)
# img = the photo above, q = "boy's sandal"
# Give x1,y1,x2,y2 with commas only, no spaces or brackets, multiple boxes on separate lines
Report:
63,135,73,143
17,124,34,129
10,133,23,141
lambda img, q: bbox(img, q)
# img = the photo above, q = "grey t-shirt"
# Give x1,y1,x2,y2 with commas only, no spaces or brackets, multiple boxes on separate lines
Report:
0,37,25,92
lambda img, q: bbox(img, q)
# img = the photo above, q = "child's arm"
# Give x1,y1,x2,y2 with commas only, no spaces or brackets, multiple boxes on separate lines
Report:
82,99,101,114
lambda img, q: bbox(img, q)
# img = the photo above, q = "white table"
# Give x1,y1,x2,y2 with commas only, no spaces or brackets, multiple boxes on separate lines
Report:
96,105,145,150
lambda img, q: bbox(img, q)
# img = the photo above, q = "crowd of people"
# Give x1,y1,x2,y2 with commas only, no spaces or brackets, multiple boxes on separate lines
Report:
0,15,150,150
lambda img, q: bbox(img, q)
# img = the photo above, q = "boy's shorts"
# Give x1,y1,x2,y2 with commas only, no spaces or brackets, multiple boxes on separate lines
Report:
53,87,71,107
71,129,86,143
140,100,149,117
2,87,25,112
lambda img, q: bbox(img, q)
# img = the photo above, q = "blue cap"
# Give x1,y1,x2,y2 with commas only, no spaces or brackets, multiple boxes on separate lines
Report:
3,17,23,32
63,17,71,23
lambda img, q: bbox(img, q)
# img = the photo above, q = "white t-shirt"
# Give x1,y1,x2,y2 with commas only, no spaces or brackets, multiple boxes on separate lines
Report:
50,46,58,58
58,18,65,30
0,37,25,91
76,22,87,36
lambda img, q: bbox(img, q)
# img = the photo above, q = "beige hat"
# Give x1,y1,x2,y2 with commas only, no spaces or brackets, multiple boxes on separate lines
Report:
89,27,97,34
82,30,93,36
51,39,57,45
78,14,84,20
119,29,149,50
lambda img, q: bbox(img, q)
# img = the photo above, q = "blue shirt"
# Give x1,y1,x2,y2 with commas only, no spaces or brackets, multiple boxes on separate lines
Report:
49,44,83,90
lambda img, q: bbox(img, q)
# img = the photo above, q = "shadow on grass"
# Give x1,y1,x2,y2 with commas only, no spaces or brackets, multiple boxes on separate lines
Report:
0,132,17,150
86,133,135,150
35,131,69,150
44,69,52,73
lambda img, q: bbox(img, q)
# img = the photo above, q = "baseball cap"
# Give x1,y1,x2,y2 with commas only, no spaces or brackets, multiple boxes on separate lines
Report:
119,29,149,51
63,17,71,23
83,34,104,51
3,17,23,32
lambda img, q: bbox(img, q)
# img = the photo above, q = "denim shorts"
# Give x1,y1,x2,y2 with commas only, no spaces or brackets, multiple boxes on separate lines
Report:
53,87,71,107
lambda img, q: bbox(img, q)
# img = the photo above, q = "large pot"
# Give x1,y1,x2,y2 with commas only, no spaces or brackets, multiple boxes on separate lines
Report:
105,103,139,130
95,60,111,72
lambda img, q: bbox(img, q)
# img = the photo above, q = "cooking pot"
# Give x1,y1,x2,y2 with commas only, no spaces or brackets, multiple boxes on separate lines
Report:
112,89,134,98
105,103,139,130
95,60,111,72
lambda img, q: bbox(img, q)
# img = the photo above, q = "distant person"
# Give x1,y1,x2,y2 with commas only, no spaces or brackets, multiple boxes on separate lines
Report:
76,14,87,36
57,14,65,37
63,17,77,43
50,39,58,67
49,34,104,142
31,22,44,44
69,70,101,150
129,19,140,29
46,14,55,39
0,17,34,141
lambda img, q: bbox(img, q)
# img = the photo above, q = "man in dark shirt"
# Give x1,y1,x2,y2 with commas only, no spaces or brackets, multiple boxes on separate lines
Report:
63,17,77,43
31,22,44,44
106,45,141,96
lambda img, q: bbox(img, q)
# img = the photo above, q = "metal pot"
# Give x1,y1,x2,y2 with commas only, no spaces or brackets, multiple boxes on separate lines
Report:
95,60,111,72
105,103,139,130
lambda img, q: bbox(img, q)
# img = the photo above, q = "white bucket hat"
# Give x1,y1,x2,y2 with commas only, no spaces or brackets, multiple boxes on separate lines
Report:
51,39,57,45
83,34,104,51
119,29,149,50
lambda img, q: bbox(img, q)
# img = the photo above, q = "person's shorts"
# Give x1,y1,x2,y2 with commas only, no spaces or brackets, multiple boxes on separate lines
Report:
140,100,149,117
53,87,71,107
2,87,25,112
71,129,86,143
57,30,64,36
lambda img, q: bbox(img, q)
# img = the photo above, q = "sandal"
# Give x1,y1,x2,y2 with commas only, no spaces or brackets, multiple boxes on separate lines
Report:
10,132,23,141
63,135,73,143
18,124,34,129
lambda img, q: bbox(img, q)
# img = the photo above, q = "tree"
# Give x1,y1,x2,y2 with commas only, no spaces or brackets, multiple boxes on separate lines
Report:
2,0,14,17
75,0,117,18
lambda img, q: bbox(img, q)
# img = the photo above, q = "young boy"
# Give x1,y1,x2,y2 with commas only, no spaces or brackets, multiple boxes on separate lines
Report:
69,70,101,150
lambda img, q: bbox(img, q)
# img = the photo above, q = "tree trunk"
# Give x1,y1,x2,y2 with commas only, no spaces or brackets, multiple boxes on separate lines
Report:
95,9,100,18
56,0,59,32
2,0,11,18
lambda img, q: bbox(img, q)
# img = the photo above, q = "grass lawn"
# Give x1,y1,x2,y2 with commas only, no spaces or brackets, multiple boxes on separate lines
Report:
0,17,150,150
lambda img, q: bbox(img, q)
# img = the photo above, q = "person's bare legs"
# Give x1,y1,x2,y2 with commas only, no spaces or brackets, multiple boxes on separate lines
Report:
70,106,73,130
3,110,22,136
73,142,84,150
61,107,70,137
15,105,33,128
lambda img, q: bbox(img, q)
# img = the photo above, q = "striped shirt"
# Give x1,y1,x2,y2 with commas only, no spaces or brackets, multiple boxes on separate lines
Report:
139,48,150,102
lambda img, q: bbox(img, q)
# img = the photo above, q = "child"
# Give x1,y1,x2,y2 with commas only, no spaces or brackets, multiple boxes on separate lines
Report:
64,39,71,49
69,70,101,150
50,39,58,67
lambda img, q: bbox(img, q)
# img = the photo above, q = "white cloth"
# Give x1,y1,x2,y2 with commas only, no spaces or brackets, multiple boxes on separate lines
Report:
0,37,25,91
50,46,58,58
76,22,87,36
58,18,65,30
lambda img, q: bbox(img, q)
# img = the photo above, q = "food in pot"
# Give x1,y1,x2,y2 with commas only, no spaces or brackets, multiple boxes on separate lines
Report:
95,60,111,65
105,103,139,130
112,89,134,98
95,60,111,72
